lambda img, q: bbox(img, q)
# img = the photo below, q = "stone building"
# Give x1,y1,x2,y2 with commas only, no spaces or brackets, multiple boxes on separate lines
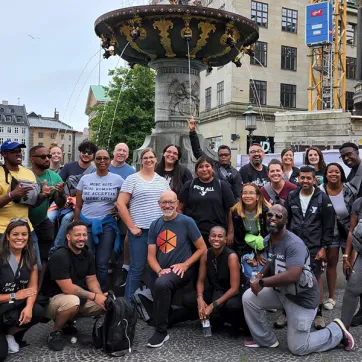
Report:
74,128,89,160
0,101,30,166
28,110,76,164
198,0,359,161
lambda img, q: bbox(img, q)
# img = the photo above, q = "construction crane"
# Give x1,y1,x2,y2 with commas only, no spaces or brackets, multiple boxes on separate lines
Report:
307,0,347,111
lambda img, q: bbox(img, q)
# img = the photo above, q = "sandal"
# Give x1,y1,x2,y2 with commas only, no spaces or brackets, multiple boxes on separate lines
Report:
323,298,336,310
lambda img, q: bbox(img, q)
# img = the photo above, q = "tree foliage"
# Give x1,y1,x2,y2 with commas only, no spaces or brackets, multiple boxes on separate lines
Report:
90,65,155,162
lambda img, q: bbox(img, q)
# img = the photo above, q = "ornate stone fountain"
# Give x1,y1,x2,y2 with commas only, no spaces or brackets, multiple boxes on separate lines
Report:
95,2,259,167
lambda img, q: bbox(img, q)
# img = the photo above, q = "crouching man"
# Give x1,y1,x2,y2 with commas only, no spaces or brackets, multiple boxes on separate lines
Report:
40,221,107,351
242,204,354,355
147,190,207,348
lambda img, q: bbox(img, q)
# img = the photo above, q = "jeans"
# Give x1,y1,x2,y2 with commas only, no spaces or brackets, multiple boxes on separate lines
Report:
48,210,74,254
341,254,362,326
242,287,343,355
125,229,149,302
87,224,115,292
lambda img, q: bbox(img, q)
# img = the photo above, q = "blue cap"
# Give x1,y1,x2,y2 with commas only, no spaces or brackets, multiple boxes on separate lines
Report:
0,140,26,153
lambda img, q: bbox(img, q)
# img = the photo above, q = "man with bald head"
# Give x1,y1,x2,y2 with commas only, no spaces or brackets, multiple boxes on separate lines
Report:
242,205,354,355
146,190,207,348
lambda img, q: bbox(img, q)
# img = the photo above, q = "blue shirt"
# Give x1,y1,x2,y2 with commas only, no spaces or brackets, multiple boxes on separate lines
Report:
109,163,135,180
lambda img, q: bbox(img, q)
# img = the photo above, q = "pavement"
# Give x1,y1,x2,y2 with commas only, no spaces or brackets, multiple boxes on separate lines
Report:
6,288,362,362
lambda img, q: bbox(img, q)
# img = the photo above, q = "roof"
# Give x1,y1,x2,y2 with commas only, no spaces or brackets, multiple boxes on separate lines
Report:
90,85,110,102
0,104,29,126
28,117,74,131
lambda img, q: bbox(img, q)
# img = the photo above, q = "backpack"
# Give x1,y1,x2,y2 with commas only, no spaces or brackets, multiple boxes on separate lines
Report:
133,285,154,322
92,291,137,355
64,165,94,197
263,182,286,206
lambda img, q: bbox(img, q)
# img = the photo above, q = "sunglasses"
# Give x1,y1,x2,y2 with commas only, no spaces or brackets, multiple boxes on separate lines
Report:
10,218,28,223
266,212,283,220
95,157,110,162
81,150,94,155
32,154,52,160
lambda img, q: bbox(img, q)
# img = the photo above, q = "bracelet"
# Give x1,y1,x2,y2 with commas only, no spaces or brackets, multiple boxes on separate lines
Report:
92,293,97,301
343,254,349,259
8,192,13,200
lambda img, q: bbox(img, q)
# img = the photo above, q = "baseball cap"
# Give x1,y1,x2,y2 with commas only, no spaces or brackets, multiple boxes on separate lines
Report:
0,140,26,153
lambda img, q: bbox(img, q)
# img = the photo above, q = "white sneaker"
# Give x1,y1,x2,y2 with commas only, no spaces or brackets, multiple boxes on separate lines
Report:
6,334,19,353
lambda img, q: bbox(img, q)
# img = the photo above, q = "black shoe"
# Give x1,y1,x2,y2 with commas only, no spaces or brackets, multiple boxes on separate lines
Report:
351,309,362,326
47,331,65,351
146,331,169,348
62,321,78,335
115,268,128,287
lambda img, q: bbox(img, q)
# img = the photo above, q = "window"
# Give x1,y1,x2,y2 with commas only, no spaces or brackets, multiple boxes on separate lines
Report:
251,1,268,28
50,133,56,139
5,115,12,122
16,116,23,123
249,80,267,105
61,144,64,151
217,81,224,106
346,91,354,111
68,154,72,162
21,139,25,144
38,142,43,146
14,138,19,142
206,136,223,150
14,127,19,134
282,8,298,33
205,87,212,110
21,127,26,134
250,41,267,67
7,127,11,133
280,84,296,108
281,46,297,71
38,132,44,138
68,144,71,152
0,138,3,144
346,57,357,79
347,23,356,45
69,135,72,141
61,134,65,141
0,126,3,133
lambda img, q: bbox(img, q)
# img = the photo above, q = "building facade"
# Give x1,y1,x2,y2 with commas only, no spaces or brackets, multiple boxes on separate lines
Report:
198,0,359,162
74,128,89,160
28,110,76,164
0,101,30,166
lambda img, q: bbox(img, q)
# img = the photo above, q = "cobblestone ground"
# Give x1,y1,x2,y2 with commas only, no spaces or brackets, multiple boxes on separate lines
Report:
7,290,362,362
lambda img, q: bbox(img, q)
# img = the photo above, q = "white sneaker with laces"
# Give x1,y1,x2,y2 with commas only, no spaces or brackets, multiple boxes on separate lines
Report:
6,334,19,353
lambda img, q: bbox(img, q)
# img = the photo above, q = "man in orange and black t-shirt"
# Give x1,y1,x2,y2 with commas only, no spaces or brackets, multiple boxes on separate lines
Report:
147,190,207,348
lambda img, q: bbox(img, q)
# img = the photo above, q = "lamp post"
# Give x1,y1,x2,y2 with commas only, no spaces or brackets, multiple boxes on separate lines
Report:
243,104,258,152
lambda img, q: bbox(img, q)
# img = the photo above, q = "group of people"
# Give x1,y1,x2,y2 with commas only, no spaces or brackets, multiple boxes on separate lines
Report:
0,119,362,358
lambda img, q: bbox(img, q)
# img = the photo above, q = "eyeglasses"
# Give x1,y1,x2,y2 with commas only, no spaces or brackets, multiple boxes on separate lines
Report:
10,218,28,223
95,157,110,161
266,212,283,220
249,150,263,155
81,150,94,155
242,191,257,196
32,154,52,160
159,200,177,206
142,156,156,161
165,150,179,157
218,153,230,157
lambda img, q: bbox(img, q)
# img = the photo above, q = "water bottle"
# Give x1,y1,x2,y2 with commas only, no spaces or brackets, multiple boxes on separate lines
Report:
202,319,212,337
250,271,258,283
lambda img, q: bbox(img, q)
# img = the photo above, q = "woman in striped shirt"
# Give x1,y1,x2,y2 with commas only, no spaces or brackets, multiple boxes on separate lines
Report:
117,148,170,302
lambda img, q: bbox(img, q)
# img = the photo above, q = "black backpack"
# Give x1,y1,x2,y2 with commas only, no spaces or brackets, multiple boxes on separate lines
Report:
92,291,137,355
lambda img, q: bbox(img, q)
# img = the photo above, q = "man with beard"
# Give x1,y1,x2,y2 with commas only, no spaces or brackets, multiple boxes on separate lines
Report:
239,143,268,187
242,204,354,355
29,146,66,278
41,221,106,351
146,190,207,348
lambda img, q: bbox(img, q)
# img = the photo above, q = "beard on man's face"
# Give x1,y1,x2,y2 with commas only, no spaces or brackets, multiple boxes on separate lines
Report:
267,223,284,234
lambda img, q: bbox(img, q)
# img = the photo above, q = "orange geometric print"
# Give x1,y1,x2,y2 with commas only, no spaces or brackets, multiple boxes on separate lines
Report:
157,230,177,254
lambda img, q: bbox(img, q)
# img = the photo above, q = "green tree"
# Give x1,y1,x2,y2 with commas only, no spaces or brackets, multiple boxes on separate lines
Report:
90,65,155,162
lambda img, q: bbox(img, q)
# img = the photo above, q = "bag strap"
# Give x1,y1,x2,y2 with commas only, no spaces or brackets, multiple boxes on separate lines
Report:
264,182,278,204
2,164,12,185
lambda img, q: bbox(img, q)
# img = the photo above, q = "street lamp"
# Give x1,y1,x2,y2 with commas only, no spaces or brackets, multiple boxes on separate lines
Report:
243,104,258,151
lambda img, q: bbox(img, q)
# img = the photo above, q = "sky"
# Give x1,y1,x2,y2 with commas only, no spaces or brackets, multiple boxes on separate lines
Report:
0,0,150,132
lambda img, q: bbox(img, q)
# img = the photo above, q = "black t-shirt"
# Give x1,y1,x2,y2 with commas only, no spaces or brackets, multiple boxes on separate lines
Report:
239,163,268,187
162,167,193,195
0,260,31,293
41,247,96,297
179,178,235,235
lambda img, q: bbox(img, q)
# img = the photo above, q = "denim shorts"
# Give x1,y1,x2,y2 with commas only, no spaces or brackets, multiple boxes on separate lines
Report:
329,235,347,249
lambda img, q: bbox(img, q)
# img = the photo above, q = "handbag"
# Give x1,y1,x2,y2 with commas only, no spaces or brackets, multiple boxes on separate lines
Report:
244,220,264,251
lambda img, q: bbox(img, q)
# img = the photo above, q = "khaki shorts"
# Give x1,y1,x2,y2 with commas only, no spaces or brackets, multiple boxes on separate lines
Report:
45,293,103,320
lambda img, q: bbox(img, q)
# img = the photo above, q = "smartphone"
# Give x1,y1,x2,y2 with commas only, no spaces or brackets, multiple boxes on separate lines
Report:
346,268,351,281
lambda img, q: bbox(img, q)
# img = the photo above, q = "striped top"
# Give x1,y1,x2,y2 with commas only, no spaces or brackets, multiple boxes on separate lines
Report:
121,172,170,229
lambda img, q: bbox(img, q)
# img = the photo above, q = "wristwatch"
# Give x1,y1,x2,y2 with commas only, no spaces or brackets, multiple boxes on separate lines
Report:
9,293,16,303
258,279,265,288
212,301,218,308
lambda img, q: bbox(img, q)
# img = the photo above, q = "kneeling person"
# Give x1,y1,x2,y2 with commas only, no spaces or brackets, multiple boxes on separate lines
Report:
242,205,354,355
41,221,107,351
147,190,207,348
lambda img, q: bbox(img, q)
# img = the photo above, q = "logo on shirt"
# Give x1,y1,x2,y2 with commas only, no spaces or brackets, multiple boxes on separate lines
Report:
193,185,214,196
311,206,318,214
157,230,177,254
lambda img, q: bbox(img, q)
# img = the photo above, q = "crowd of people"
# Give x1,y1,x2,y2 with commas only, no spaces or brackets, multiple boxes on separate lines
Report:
0,120,362,358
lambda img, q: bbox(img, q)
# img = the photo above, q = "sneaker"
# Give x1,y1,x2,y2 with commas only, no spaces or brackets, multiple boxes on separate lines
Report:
244,339,279,348
115,268,128,287
314,315,326,330
62,321,78,335
147,331,170,348
351,308,362,326
274,314,287,329
47,331,65,351
267,309,277,313
333,318,355,351
323,298,336,310
5,335,19,354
